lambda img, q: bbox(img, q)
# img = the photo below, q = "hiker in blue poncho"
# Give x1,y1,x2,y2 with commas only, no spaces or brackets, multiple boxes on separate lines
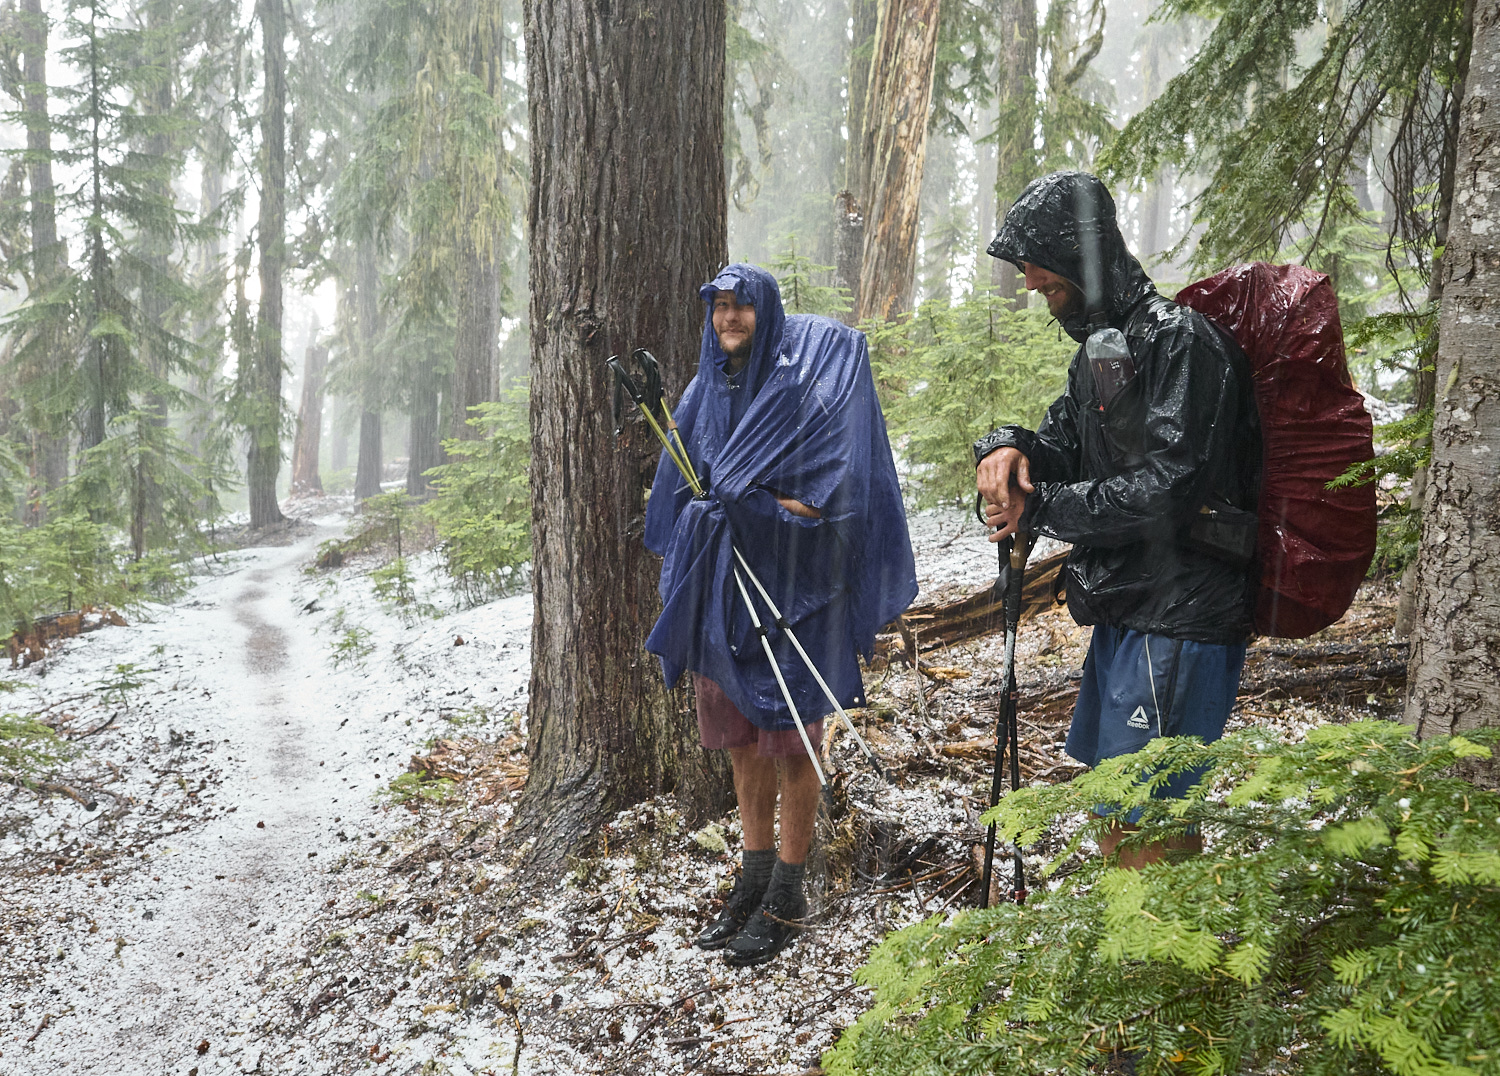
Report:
643,264,916,966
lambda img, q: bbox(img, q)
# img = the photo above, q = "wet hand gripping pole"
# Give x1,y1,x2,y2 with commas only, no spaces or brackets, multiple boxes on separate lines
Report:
979,528,1032,908
609,349,887,787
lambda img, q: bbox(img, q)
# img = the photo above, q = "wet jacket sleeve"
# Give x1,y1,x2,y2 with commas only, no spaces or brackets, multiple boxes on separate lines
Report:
1021,323,1239,547
973,365,1085,484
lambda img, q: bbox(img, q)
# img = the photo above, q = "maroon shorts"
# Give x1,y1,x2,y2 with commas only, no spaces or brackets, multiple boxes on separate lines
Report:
693,675,824,759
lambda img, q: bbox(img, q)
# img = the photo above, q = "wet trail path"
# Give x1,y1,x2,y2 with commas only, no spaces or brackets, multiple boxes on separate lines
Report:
5,524,400,1074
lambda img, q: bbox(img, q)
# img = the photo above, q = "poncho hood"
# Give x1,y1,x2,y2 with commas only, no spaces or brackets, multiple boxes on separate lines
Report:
987,170,1156,342
642,264,917,731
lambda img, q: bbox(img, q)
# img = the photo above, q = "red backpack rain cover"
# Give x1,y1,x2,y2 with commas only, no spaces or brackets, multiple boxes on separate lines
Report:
1176,263,1376,638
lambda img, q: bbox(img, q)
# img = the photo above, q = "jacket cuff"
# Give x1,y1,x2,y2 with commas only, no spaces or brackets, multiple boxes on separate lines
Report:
972,425,1035,467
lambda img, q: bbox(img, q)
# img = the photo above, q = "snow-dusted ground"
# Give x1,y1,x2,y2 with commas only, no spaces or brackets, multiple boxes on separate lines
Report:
0,499,1396,1075
0,501,1024,1074
0,504,532,1073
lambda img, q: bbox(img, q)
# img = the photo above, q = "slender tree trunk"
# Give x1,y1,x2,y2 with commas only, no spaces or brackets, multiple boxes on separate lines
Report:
131,0,177,557
353,241,384,501
856,0,941,323
1406,0,1500,765
975,99,997,260
81,1,110,456
406,373,442,499
290,342,328,496
330,395,351,473
19,0,68,517
188,116,225,462
836,0,878,317
450,9,504,444
844,0,878,199
247,0,287,527
355,411,383,497
518,0,733,868
1139,167,1171,268
451,236,498,442
990,0,1037,307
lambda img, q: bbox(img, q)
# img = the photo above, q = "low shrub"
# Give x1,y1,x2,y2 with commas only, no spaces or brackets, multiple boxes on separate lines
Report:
826,720,1500,1076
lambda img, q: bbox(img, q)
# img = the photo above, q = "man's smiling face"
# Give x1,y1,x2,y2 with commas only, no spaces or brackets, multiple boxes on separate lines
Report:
1022,262,1083,321
712,290,756,369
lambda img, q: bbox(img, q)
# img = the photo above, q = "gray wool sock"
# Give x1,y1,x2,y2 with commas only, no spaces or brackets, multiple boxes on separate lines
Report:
741,848,776,892
767,857,806,901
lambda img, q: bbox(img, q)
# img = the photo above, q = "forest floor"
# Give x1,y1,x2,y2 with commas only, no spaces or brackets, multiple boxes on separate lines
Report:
0,502,1406,1076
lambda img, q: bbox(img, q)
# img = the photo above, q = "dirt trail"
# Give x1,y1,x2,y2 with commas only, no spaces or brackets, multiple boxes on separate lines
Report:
6,523,399,1074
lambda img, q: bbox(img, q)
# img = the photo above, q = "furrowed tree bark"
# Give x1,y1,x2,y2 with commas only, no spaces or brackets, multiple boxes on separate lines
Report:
856,0,941,323
1406,0,1500,773
290,342,328,496
1396,0,1477,639
20,0,69,517
247,0,287,528
518,0,733,869
989,0,1037,308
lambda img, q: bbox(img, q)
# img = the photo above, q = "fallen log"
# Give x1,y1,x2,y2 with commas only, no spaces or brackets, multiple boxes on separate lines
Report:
6,607,128,668
882,550,1070,661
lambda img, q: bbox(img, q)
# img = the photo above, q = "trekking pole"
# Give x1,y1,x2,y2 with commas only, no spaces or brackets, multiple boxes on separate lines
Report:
729,565,827,786
608,353,837,787
979,529,1032,908
729,547,886,781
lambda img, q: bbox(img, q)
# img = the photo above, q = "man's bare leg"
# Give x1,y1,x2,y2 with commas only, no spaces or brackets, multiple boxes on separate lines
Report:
776,753,821,864
697,745,779,951
723,750,819,966
730,744,778,851
1096,815,1203,869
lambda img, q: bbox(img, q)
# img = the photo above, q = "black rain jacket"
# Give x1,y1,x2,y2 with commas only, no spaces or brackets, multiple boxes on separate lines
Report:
976,171,1260,644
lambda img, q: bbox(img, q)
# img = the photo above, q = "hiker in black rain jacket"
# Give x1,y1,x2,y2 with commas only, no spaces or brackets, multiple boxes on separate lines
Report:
975,171,1260,865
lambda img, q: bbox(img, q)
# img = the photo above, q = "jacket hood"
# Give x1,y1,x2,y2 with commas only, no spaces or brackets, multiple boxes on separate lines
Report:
987,171,1155,341
699,263,787,399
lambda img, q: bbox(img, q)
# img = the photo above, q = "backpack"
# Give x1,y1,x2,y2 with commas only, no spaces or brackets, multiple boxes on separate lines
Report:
1176,263,1377,639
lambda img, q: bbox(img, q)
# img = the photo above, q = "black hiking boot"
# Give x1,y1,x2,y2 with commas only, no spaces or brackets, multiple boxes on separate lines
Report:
722,889,807,967
694,874,766,951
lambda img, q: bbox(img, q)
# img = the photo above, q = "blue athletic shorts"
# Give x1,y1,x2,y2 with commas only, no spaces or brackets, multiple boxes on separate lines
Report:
1066,624,1246,810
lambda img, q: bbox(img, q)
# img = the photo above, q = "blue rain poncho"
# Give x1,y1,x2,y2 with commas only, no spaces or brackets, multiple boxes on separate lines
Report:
643,264,917,732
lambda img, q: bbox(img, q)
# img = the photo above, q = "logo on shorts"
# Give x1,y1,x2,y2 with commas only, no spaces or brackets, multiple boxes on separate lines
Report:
1126,705,1151,730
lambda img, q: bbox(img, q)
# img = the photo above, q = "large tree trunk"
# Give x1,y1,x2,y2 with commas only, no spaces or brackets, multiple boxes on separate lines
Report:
290,342,328,496
246,0,286,528
19,0,68,518
990,0,1037,308
1405,0,1500,762
855,0,941,323
1396,0,1477,639
518,0,733,869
